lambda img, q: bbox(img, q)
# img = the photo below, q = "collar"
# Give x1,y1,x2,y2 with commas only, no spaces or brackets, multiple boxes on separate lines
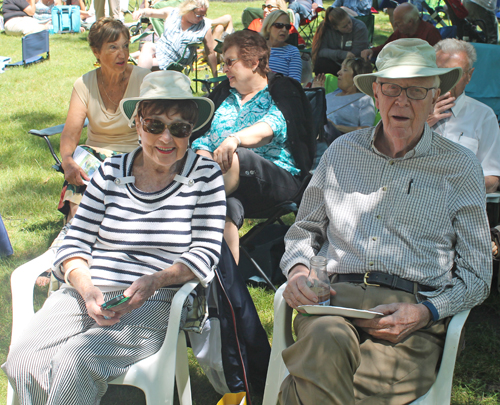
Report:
370,121,433,160
450,93,466,117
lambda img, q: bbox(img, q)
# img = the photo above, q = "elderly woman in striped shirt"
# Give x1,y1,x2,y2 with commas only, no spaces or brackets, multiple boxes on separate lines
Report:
2,71,226,405
261,10,302,82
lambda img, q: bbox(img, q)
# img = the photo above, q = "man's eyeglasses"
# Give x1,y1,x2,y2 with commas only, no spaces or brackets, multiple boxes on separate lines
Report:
140,118,193,138
222,58,240,69
262,4,278,10
379,82,436,100
272,22,292,30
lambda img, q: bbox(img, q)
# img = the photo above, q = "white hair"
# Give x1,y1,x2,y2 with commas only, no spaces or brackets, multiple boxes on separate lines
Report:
434,38,477,70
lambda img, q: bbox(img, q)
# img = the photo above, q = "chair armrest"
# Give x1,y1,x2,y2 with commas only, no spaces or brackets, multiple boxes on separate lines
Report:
10,250,56,342
28,119,89,171
146,280,199,376
262,283,294,405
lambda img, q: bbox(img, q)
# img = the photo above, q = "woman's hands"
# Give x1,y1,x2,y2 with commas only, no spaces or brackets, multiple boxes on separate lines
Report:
312,73,325,88
112,274,162,316
82,286,121,326
61,157,90,186
213,136,239,173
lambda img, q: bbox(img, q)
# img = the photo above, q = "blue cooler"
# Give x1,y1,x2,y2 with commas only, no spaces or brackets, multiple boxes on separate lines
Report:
51,6,81,34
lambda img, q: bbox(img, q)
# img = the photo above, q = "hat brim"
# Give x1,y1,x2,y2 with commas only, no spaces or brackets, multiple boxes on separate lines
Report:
354,66,463,97
120,96,215,132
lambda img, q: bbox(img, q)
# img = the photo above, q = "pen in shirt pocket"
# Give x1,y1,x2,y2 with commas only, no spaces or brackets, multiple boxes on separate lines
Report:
407,179,414,194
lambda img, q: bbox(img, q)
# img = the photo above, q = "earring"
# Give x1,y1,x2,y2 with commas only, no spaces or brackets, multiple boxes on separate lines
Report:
94,58,101,68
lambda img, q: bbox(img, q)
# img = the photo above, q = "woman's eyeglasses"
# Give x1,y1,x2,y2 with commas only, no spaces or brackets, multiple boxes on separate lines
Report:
192,9,206,18
222,58,240,69
140,118,193,138
262,4,278,10
272,22,292,30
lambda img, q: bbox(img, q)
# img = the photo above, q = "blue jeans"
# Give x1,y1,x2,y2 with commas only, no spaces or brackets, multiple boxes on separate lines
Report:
289,2,313,29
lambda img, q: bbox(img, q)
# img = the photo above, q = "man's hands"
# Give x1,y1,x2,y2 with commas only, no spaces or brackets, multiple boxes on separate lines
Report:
427,92,455,127
353,302,432,343
283,264,336,311
62,157,90,186
361,48,373,61
213,136,239,173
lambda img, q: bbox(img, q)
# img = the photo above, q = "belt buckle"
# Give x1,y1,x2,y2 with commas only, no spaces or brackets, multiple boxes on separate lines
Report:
364,272,380,287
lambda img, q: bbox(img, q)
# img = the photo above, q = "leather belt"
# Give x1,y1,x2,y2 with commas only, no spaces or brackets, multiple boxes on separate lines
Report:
335,272,434,294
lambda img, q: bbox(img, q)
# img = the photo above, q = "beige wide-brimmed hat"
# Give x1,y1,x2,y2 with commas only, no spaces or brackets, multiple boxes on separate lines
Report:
354,38,463,97
120,71,214,131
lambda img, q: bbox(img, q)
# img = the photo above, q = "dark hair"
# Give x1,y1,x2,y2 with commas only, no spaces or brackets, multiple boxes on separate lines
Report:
222,30,270,76
311,7,349,64
137,100,199,127
88,17,130,52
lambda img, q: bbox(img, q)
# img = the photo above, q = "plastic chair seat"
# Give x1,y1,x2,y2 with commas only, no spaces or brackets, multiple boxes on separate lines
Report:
262,283,470,405
6,250,197,405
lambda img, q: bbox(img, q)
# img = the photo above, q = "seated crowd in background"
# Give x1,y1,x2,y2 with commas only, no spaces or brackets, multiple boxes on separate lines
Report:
313,56,374,142
191,30,313,263
261,10,302,82
312,7,369,75
247,0,305,47
361,2,441,60
131,0,218,75
3,0,51,35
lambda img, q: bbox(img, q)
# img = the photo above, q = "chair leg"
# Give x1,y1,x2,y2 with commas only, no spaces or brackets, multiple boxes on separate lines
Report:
7,381,19,405
176,332,192,405
240,246,277,291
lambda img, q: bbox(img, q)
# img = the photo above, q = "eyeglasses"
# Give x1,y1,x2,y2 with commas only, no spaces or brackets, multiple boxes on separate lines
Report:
272,22,292,30
140,118,193,138
192,9,206,18
379,82,436,100
222,58,240,69
262,4,278,10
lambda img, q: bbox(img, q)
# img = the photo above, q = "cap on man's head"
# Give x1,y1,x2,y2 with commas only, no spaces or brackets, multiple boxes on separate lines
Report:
354,38,463,97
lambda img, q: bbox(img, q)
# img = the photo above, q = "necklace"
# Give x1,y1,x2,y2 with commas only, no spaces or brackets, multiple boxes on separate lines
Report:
99,69,127,106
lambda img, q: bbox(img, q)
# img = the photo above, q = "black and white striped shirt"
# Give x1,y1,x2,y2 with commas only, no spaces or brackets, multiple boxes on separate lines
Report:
54,148,226,289
281,123,492,320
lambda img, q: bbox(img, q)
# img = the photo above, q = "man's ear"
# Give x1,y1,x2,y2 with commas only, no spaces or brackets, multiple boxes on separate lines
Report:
466,67,475,86
372,81,380,110
430,88,441,112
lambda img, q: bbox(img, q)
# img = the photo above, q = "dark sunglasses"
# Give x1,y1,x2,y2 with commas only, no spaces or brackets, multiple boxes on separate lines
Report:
140,118,193,138
272,22,292,30
262,4,278,9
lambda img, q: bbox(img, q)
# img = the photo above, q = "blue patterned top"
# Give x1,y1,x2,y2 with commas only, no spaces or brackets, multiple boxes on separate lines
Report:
191,87,300,175
156,9,209,70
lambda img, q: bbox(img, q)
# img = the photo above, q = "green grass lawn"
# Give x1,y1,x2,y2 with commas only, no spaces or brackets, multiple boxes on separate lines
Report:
1,2,499,404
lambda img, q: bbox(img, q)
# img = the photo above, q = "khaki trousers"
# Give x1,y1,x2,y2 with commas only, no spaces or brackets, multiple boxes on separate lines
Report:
279,282,447,405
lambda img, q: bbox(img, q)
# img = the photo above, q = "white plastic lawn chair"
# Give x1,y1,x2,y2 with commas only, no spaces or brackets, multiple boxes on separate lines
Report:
262,283,470,405
6,249,197,405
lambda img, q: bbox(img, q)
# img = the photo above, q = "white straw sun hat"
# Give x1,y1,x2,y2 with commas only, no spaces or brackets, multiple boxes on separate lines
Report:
354,38,463,97
120,71,214,131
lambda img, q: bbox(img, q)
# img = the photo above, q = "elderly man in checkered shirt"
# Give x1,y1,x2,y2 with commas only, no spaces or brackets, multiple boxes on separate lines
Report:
278,38,492,405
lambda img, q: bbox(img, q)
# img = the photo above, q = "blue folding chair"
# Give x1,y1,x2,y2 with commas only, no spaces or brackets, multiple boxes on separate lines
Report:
6,30,50,68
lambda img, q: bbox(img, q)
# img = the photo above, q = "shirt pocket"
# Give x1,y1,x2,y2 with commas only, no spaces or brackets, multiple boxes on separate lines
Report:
457,136,479,155
390,184,448,232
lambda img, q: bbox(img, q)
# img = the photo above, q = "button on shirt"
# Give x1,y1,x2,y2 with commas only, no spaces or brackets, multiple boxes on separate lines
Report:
281,123,491,320
432,93,500,177
191,86,300,175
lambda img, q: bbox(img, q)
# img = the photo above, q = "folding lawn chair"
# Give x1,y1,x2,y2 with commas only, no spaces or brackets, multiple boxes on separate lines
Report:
5,30,49,68
130,0,203,90
298,6,325,45
238,87,327,290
